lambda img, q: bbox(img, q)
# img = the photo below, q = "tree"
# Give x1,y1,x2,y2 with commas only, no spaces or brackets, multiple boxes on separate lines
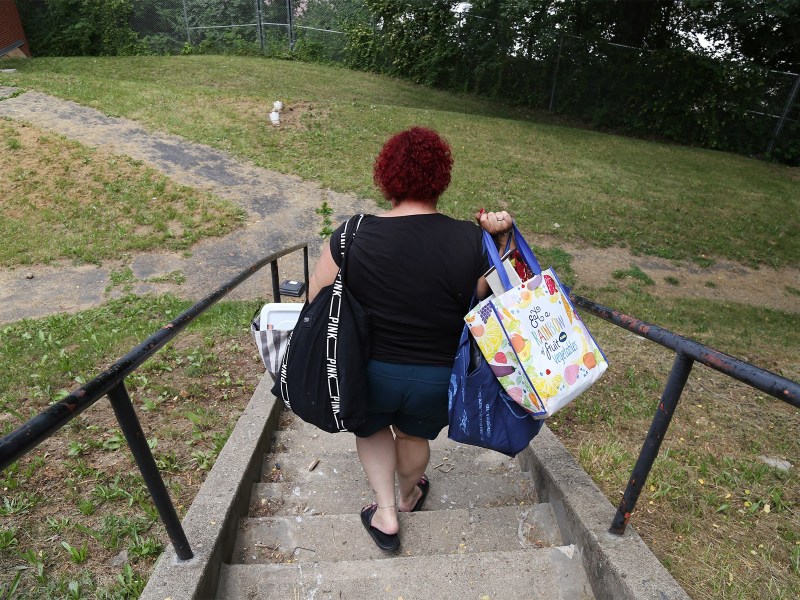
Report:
355,0,460,85
684,0,800,71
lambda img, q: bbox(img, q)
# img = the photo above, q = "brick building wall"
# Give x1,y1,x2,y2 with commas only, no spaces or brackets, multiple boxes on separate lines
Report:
0,0,30,57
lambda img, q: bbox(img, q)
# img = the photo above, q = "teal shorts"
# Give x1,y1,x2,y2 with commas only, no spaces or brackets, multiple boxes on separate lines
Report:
356,360,451,440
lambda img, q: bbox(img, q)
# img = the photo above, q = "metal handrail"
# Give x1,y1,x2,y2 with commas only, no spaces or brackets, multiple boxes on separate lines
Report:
2,247,797,552
0,242,309,560
571,294,799,534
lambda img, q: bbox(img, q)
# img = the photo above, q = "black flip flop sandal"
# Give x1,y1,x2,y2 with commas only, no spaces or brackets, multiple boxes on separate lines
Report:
411,475,430,512
360,504,400,552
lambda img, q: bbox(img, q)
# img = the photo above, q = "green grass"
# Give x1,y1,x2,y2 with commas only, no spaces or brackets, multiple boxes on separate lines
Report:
0,294,264,598
552,288,799,599
0,119,244,267
590,287,799,366
1,56,798,268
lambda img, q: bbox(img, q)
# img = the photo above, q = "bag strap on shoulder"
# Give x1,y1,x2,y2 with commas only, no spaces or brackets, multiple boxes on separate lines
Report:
338,213,369,276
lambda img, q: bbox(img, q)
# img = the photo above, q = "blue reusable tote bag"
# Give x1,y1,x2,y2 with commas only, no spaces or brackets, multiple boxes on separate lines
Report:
448,315,543,457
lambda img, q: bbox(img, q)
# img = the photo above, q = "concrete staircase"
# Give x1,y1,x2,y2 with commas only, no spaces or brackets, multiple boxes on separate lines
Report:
141,377,689,600
214,413,594,599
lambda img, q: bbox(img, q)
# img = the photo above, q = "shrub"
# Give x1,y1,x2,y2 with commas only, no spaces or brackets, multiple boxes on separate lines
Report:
18,0,146,57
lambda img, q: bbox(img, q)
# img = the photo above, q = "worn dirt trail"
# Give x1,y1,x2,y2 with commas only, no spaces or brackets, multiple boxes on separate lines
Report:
0,89,373,323
0,88,797,325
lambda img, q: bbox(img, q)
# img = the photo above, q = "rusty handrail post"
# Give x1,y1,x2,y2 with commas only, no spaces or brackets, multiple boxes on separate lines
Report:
108,382,193,560
303,246,310,302
570,294,798,533
271,259,281,303
610,352,695,535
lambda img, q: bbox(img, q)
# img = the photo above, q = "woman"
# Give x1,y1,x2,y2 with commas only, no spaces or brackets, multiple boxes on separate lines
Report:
307,127,512,551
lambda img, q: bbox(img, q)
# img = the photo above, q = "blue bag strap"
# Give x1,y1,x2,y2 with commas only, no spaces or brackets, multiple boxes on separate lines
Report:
509,222,542,276
461,293,539,422
481,221,542,293
482,229,513,291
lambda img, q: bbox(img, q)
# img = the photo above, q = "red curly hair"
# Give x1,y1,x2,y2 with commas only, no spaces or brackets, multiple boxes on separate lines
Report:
373,127,453,204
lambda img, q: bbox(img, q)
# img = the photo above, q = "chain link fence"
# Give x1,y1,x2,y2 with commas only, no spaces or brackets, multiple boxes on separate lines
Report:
754,70,799,157
130,0,369,61
545,34,799,161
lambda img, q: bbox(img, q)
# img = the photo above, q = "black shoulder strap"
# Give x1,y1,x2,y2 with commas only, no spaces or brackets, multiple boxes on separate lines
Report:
338,214,367,274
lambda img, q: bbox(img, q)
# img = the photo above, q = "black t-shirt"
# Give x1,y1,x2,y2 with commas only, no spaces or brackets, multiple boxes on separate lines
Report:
330,213,489,366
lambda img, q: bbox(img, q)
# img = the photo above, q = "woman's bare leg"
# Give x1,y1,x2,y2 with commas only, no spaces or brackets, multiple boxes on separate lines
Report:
394,427,429,512
356,426,399,534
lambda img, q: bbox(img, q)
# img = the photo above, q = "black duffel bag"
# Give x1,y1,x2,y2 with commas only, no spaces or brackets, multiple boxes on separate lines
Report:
271,215,370,433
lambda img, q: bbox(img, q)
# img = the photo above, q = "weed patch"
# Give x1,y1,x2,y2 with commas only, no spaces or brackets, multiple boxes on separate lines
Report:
315,200,333,238
612,264,655,285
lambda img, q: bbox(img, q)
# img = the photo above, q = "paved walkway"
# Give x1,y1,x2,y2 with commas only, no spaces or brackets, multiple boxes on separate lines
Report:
0,88,375,323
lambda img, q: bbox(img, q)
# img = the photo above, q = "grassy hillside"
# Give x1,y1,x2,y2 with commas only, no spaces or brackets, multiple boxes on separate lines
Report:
1,55,798,268
0,119,243,266
0,56,797,599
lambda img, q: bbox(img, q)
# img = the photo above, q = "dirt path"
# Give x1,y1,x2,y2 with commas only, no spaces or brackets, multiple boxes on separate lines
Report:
0,89,798,324
0,89,374,323
554,239,800,314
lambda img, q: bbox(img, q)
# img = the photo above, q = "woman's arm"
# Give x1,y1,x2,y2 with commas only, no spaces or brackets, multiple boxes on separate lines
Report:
477,276,492,300
308,243,339,302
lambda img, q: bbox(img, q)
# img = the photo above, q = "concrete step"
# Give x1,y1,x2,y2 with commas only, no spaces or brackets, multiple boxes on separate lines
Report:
232,504,563,564
261,443,529,490
250,469,537,517
256,445,537,520
218,547,594,599
270,419,485,455
225,411,586,599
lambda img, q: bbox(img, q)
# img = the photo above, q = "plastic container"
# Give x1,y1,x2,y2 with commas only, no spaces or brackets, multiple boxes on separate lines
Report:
258,302,303,331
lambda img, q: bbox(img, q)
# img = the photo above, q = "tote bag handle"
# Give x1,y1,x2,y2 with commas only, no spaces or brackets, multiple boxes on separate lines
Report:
481,222,542,293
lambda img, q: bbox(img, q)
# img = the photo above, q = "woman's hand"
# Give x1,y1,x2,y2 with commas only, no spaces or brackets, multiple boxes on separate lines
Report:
475,208,513,237
475,208,515,299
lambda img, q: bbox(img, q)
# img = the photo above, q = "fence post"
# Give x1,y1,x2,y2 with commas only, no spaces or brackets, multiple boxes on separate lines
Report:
255,0,265,53
182,0,191,45
548,35,563,112
767,73,800,154
286,0,295,52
